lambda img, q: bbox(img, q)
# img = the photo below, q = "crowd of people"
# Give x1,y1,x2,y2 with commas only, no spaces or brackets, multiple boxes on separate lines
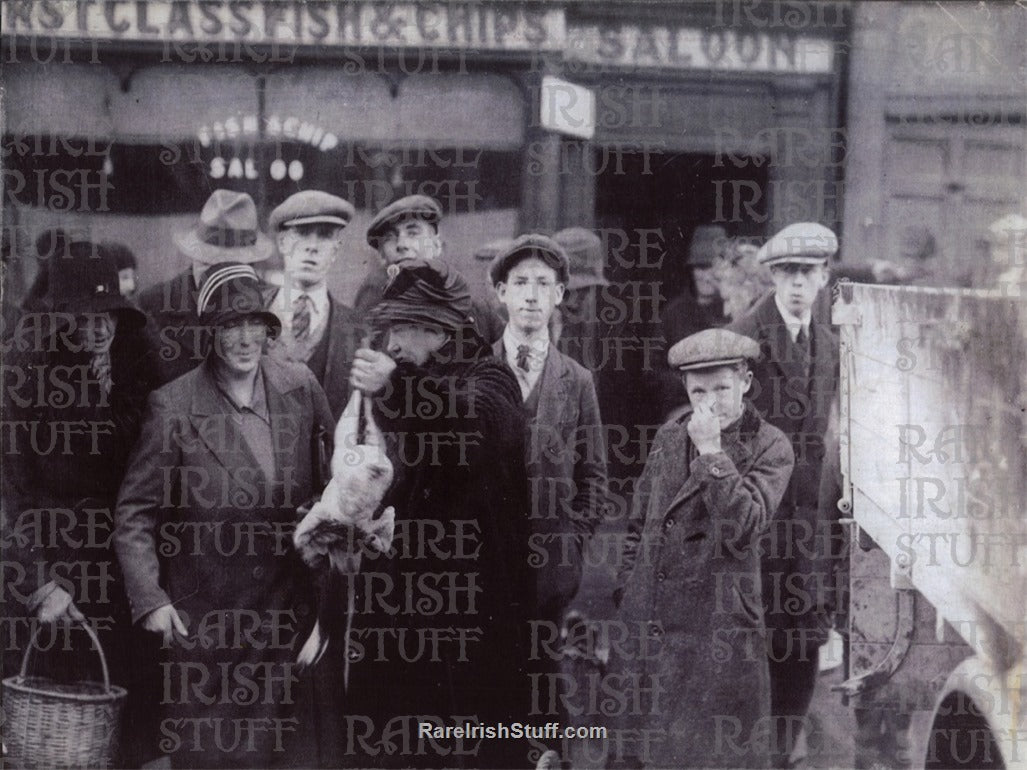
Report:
3,187,859,770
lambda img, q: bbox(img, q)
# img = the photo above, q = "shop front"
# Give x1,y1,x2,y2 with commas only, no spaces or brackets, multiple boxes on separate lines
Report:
2,0,848,308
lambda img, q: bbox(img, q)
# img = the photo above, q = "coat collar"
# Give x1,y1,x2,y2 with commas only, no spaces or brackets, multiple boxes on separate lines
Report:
664,401,761,513
188,356,307,484
752,291,814,383
493,337,572,417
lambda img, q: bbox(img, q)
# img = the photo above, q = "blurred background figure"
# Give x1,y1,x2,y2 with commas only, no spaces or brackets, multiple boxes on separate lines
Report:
714,238,774,322
552,226,610,358
473,236,513,331
101,241,140,300
661,224,730,347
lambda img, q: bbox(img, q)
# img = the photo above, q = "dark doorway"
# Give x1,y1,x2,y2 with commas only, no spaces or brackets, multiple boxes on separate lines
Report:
595,150,770,300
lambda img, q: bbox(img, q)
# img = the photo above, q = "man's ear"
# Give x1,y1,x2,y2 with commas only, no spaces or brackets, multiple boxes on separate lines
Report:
495,281,507,300
276,231,289,252
554,283,566,306
742,369,754,395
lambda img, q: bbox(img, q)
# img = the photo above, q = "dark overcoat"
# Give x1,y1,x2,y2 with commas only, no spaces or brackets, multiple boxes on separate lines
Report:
343,336,533,769
1,322,163,765
728,291,839,656
493,340,608,622
610,403,794,769
113,355,334,769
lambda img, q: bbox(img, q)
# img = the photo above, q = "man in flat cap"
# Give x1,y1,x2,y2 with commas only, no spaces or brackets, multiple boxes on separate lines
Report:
139,189,272,384
344,259,533,768
728,221,840,768
610,328,794,769
490,233,608,627
265,190,363,420
354,194,502,342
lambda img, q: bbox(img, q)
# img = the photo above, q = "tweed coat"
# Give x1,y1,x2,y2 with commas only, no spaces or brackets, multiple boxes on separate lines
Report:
728,291,839,655
113,355,334,769
265,288,365,421
494,339,608,622
610,402,793,769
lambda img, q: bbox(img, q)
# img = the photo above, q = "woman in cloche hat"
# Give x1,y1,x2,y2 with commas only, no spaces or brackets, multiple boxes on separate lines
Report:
113,262,335,768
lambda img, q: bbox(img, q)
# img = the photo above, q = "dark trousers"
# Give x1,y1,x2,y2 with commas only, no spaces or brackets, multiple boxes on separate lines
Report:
768,649,820,768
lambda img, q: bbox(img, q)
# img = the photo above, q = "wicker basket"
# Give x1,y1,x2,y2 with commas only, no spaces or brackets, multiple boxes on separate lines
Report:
2,620,127,769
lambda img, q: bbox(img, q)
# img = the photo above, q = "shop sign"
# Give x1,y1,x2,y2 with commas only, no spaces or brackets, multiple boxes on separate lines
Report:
193,113,337,181
540,76,595,140
1,1,564,52
566,23,833,74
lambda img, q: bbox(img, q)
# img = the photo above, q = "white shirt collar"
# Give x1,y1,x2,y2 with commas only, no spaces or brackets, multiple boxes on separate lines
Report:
774,293,812,342
274,283,329,316
503,325,549,364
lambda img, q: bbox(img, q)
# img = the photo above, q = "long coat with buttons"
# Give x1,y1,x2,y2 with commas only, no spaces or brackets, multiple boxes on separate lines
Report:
728,291,839,655
610,402,793,769
113,355,335,769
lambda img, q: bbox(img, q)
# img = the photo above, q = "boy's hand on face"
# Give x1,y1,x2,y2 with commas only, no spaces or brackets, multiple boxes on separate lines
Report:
688,401,722,455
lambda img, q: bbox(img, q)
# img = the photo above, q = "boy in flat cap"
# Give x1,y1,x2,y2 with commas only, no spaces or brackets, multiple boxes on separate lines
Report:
345,259,533,768
355,194,502,342
728,222,840,768
610,328,794,769
265,190,363,420
490,233,608,626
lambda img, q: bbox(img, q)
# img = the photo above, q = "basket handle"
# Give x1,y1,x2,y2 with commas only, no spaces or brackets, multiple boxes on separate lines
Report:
18,618,113,694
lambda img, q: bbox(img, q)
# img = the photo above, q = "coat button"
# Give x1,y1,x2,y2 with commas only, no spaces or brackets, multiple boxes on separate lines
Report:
423,488,431,500
649,623,662,638
347,648,360,661
252,566,265,579
664,518,675,529
656,571,666,582
711,465,723,477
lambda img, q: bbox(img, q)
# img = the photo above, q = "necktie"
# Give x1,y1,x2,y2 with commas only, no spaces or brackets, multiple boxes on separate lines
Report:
796,325,811,373
516,344,531,372
292,294,313,342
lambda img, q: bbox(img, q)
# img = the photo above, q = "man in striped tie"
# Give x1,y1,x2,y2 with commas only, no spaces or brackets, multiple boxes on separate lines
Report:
266,190,364,421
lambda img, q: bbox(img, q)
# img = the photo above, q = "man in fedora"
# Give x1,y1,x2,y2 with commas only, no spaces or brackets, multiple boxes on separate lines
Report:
354,194,502,342
138,189,272,384
265,190,364,420
728,222,840,768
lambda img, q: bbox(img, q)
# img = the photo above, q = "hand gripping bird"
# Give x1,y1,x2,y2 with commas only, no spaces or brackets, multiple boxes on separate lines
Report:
294,390,395,673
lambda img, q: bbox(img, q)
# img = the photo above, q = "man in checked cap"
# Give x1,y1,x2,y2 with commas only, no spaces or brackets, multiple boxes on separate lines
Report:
265,190,364,420
728,222,840,768
610,328,793,769
354,194,503,342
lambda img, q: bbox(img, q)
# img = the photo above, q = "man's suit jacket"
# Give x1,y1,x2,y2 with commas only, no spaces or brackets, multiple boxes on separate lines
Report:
137,269,206,384
265,288,364,422
494,339,608,621
728,290,839,651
